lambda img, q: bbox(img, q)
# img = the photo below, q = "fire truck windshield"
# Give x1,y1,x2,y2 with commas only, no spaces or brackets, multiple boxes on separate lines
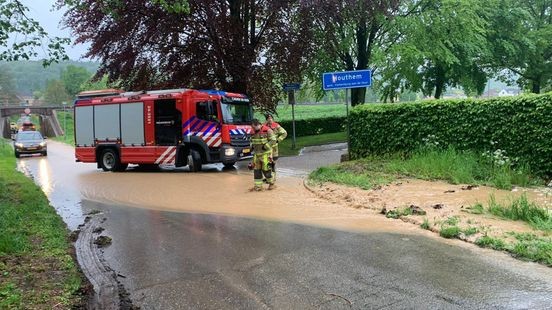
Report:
221,102,253,125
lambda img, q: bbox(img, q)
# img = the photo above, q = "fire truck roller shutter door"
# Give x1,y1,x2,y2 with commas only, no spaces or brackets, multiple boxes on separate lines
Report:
94,104,120,142
75,106,94,146
121,102,145,145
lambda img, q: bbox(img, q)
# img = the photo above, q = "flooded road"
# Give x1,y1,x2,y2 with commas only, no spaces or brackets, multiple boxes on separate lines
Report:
18,141,552,309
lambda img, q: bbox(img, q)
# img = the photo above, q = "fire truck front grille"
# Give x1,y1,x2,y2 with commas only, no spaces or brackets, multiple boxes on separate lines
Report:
230,135,251,147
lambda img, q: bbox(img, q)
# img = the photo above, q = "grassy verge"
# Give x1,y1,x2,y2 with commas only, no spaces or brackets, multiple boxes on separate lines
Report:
278,131,347,156
53,111,75,145
466,195,552,265
256,104,346,121
486,195,552,231
310,147,541,190
475,233,552,266
0,140,85,308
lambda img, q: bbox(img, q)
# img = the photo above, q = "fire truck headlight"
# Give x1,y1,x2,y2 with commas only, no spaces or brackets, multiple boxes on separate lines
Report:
225,148,236,156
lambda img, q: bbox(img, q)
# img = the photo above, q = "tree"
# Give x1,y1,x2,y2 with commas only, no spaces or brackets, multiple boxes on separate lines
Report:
61,0,313,112
303,0,404,106
79,75,111,91
378,0,490,100
1,0,69,64
61,65,92,97
43,79,70,105
0,65,18,104
488,0,552,93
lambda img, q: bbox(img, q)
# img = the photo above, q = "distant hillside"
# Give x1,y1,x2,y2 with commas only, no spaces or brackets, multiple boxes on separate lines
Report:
0,61,100,96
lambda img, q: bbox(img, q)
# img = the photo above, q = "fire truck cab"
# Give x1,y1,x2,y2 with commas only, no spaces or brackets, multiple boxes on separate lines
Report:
74,88,253,172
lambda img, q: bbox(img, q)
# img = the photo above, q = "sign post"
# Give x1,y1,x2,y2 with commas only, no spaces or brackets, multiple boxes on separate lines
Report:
322,70,372,158
283,83,301,150
62,101,67,137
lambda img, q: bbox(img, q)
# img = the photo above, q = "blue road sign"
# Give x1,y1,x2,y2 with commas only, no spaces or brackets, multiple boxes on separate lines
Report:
322,70,372,90
283,83,301,91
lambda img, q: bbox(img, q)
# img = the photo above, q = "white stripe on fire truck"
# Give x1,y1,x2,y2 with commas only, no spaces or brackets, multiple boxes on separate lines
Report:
162,149,177,165
206,133,221,146
211,139,222,147
155,146,175,164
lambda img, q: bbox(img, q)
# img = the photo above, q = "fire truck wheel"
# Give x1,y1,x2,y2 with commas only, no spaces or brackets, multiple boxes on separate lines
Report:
188,149,202,172
100,148,120,172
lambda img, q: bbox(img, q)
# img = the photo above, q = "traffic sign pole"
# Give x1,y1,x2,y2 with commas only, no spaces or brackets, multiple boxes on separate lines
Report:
289,91,296,149
346,88,350,159
321,69,372,161
283,83,301,150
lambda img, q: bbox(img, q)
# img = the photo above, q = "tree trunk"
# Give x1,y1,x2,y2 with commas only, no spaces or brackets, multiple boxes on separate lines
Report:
434,65,446,99
351,16,368,107
351,88,366,106
531,80,541,94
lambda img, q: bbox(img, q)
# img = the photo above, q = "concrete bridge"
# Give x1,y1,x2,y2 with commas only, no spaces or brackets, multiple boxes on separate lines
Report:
0,106,68,139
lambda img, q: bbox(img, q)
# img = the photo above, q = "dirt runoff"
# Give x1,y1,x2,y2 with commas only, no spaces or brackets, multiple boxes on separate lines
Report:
306,178,552,241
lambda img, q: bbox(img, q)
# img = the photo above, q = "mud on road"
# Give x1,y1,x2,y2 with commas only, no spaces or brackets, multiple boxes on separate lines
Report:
306,179,552,242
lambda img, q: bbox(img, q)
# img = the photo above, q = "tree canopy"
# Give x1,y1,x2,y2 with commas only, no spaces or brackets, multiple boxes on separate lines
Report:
59,0,549,106
303,0,402,106
489,0,552,93
0,0,69,65
61,65,92,97
378,0,490,100
62,0,313,112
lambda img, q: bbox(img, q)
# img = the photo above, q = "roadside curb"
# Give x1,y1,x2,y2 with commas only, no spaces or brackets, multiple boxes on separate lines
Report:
302,178,317,194
75,213,136,309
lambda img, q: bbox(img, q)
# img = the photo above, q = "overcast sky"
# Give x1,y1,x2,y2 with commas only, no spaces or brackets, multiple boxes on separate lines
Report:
20,0,89,60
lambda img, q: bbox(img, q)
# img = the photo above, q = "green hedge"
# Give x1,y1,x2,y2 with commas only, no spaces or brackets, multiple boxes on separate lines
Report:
350,94,552,177
279,116,346,137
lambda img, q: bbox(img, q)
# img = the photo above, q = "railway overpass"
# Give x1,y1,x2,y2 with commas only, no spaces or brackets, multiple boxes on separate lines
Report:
1,106,67,139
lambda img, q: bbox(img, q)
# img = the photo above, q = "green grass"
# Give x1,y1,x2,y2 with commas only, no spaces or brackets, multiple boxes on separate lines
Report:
53,111,75,145
440,226,461,239
475,235,506,250
278,131,347,156
509,233,552,266
443,216,460,226
463,203,485,215
475,233,552,266
486,195,552,231
386,147,536,190
385,207,413,219
256,104,346,122
310,161,395,190
421,218,431,230
309,147,541,190
0,140,84,308
463,227,479,236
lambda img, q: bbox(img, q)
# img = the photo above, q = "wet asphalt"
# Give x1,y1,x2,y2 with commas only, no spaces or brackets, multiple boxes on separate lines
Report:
16,141,552,309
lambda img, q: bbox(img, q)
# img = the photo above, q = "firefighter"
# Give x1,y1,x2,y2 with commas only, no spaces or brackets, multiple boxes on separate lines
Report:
249,118,277,191
264,113,287,180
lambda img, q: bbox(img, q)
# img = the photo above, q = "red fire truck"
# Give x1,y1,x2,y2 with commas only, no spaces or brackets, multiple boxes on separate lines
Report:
74,88,253,172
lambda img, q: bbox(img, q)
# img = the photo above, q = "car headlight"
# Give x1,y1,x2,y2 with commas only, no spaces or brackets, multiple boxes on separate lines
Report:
39,142,46,147
15,143,24,148
224,148,236,156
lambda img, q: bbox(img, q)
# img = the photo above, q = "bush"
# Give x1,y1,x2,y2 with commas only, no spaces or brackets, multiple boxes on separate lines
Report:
349,93,552,177
279,116,346,137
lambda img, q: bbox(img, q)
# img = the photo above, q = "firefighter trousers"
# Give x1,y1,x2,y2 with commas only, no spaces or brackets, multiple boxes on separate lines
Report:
253,152,273,188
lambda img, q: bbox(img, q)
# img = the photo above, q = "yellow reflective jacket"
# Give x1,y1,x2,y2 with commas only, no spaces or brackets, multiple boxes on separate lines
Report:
250,125,276,155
